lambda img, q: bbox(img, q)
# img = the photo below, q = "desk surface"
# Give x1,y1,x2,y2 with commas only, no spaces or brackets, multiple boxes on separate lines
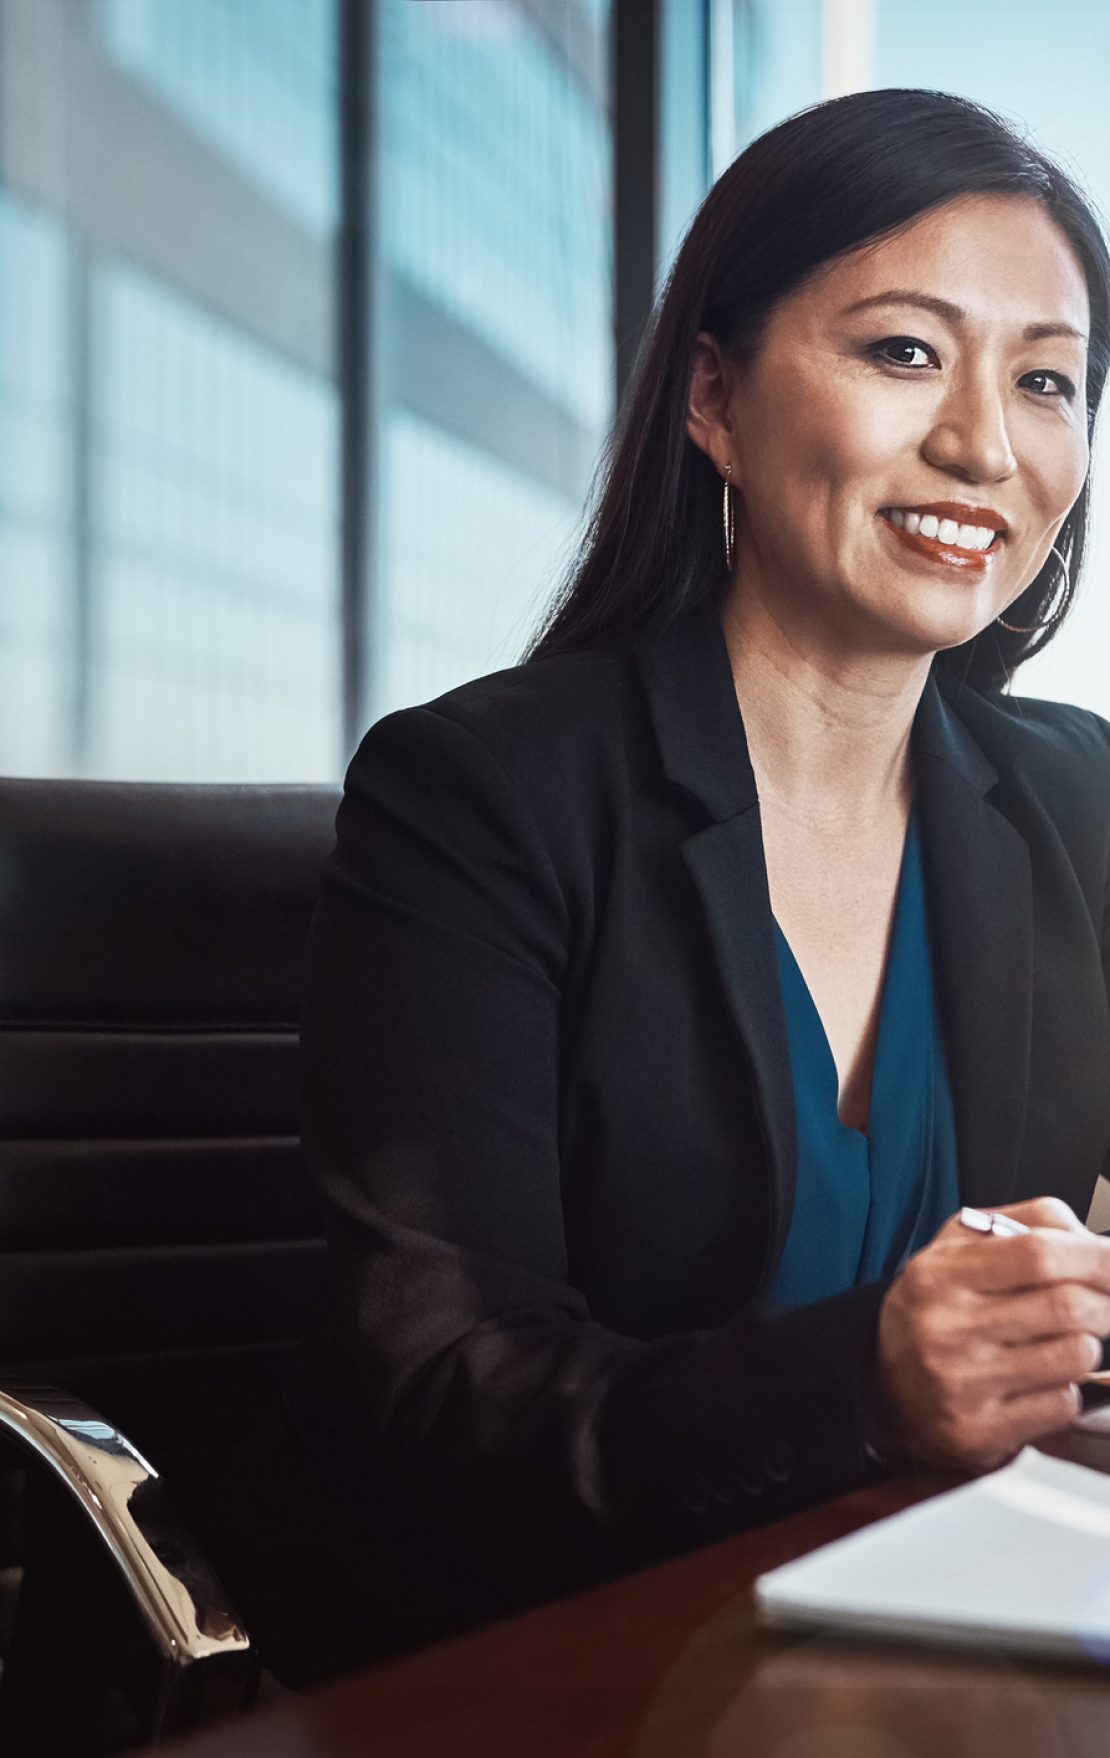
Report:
169,1430,1110,1758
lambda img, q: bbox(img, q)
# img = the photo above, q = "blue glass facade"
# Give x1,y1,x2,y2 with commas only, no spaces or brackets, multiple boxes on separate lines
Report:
0,0,341,779
4,0,1103,778
98,0,339,232
0,192,73,773
727,0,822,153
0,0,614,774
90,264,340,777
370,0,614,719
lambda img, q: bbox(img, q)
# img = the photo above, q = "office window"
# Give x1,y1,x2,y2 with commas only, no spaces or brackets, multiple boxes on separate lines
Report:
368,0,615,720
98,0,338,232
91,265,339,778
0,192,74,774
8,1,1106,777
717,0,822,163
1,0,618,772
0,0,340,779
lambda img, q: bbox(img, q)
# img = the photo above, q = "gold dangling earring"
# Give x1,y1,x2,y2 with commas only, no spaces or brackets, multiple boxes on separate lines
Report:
722,463,735,571
996,545,1071,634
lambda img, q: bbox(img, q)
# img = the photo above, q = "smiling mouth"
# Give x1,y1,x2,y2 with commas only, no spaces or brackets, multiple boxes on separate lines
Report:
877,508,1005,568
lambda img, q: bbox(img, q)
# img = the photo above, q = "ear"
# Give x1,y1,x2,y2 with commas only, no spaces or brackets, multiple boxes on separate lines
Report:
687,332,735,474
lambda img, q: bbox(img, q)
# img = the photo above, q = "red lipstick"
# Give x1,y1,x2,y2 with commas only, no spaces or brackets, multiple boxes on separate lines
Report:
888,501,1009,534
877,508,1005,572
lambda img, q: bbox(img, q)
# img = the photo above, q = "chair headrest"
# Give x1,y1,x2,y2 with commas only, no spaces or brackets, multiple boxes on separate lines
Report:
0,779,340,1028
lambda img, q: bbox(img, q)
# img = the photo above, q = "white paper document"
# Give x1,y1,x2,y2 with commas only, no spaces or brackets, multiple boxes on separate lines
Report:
755,1448,1110,1661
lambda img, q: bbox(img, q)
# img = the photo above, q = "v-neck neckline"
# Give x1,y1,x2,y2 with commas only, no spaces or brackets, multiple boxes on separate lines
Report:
772,813,918,1144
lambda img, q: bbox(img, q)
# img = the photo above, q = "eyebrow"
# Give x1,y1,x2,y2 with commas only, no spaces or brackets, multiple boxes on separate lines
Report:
839,290,1088,345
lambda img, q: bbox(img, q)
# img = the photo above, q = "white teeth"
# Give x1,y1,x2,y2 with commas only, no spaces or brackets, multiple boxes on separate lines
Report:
885,509,1002,551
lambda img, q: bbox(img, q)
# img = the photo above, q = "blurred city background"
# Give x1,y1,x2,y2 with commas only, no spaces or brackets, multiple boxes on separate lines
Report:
2,0,1109,780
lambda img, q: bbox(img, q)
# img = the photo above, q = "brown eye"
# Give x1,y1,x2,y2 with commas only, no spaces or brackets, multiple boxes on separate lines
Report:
1022,370,1075,400
871,337,935,370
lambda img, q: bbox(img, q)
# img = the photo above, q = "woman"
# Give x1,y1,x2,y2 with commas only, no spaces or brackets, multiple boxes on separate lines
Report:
216,88,1110,1681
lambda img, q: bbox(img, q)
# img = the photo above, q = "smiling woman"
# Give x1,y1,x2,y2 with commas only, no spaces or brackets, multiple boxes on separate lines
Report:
690,194,1091,671
207,90,1110,1686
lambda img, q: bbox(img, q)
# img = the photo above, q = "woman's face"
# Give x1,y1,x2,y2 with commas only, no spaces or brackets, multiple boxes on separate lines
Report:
704,193,1091,662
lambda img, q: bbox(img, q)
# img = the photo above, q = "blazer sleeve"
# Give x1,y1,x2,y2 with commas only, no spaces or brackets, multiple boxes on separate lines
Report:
300,702,890,1606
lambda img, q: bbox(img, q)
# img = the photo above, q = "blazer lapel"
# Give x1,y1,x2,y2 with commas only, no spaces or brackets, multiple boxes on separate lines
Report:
680,818,799,1284
914,676,1033,1208
637,608,1037,1249
636,604,797,1285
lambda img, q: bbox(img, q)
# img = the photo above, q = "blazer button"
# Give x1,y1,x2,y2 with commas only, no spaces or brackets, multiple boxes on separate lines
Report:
764,1441,795,1484
680,1475,711,1515
707,1467,741,1507
738,1465,764,1497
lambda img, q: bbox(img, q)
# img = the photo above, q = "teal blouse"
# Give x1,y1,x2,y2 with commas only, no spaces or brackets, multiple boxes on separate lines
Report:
767,815,960,1309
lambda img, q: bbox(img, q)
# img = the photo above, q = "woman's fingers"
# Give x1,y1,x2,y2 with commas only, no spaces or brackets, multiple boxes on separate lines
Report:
963,1383,1084,1472
944,1228,1110,1297
992,1329,1103,1392
935,1195,1083,1251
973,1281,1110,1345
876,1218,1110,1471
915,1368,1084,1473
991,1196,1088,1234
934,1196,1085,1245
996,1382,1084,1448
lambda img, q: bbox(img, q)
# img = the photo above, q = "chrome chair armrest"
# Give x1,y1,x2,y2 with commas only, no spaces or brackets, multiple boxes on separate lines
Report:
0,1382,254,1740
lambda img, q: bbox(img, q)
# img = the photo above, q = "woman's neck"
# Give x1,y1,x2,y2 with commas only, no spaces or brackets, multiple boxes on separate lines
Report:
720,587,931,835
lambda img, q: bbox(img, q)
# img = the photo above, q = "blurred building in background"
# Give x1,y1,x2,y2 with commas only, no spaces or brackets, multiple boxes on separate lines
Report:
1,0,342,778
1,0,1108,780
372,0,612,718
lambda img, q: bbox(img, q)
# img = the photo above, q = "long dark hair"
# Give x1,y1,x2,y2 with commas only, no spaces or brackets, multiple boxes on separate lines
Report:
524,89,1110,691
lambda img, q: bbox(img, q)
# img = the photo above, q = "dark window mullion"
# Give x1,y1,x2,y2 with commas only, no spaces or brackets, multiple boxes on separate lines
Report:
613,0,662,409
338,0,378,761
613,0,713,411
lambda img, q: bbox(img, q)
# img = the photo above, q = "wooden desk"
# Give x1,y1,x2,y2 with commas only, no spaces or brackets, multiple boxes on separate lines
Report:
167,1432,1110,1758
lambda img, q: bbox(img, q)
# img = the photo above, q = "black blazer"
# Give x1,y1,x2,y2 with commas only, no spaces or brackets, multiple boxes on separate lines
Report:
241,600,1110,1672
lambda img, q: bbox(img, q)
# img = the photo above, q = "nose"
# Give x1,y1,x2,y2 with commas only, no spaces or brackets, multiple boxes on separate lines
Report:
921,367,1017,484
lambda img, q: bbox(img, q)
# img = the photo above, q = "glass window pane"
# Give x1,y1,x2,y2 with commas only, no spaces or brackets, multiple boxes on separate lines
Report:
89,263,339,779
0,0,341,779
0,190,75,774
97,0,338,234
370,0,614,720
719,0,823,160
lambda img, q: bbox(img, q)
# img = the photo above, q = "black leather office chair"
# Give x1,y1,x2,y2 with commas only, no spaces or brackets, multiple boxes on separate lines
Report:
0,776,339,1751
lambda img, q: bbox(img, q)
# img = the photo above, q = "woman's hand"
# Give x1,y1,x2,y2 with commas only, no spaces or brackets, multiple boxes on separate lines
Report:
876,1197,1110,1471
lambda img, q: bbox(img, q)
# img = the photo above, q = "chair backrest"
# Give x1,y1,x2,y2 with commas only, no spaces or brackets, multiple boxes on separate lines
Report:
0,777,340,1485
